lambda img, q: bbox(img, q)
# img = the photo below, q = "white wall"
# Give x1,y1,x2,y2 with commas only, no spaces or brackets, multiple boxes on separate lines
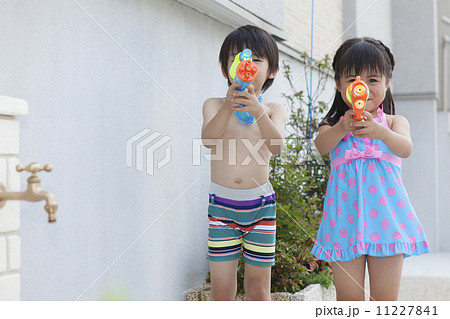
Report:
0,0,316,300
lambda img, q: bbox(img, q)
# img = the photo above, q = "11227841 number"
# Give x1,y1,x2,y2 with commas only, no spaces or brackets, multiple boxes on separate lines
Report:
377,306,438,316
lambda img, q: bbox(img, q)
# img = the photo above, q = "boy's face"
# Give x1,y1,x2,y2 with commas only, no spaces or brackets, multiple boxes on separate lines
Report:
222,48,276,95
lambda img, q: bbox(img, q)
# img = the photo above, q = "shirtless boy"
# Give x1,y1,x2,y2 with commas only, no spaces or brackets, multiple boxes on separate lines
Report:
201,25,287,301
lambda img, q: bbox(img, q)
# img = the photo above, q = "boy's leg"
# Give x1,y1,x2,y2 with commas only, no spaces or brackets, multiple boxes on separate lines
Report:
329,255,367,300
366,254,404,301
209,259,239,301
241,230,275,301
207,190,243,301
244,263,271,301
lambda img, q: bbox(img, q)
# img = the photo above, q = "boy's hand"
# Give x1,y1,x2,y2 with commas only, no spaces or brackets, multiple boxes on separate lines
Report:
351,111,388,140
224,82,240,111
230,85,265,117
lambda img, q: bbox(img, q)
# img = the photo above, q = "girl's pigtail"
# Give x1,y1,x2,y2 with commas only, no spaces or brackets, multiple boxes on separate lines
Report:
377,39,396,115
382,88,396,115
378,40,396,73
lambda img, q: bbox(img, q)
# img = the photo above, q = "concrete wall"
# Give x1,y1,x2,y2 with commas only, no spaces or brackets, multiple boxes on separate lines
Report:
0,0,324,300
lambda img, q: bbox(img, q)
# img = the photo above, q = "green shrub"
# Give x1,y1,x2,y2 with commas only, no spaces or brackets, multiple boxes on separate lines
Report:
268,52,333,293
270,204,332,293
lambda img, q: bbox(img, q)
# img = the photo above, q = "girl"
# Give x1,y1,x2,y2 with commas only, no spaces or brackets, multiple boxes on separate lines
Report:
310,37,431,301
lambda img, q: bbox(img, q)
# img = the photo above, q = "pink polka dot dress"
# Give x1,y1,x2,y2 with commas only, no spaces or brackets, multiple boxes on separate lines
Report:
311,108,431,262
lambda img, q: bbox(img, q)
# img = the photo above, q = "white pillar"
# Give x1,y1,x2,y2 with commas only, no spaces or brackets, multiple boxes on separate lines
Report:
0,96,28,300
391,0,440,252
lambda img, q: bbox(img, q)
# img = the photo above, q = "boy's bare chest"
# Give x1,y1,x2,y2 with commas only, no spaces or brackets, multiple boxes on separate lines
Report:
219,113,272,160
222,112,262,141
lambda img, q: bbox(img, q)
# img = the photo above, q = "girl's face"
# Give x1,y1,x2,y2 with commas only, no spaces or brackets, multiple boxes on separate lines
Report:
223,49,276,96
336,69,390,117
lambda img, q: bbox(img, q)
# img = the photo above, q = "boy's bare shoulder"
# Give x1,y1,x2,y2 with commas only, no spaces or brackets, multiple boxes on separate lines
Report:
202,97,224,116
265,101,287,118
203,97,225,109
202,97,225,126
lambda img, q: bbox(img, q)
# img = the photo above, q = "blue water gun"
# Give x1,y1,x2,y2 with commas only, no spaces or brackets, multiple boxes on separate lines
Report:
229,48,258,124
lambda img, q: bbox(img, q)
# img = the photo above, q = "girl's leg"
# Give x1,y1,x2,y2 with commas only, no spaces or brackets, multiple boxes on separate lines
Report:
329,255,367,301
367,254,404,301
209,259,239,300
244,263,272,301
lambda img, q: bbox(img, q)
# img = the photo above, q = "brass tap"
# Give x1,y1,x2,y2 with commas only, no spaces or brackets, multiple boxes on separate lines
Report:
0,162,57,223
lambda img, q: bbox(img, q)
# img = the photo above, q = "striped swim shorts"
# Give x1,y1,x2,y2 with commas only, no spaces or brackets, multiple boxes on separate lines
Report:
207,181,277,267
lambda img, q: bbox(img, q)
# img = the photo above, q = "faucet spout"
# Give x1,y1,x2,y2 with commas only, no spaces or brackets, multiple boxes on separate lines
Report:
0,164,57,223
41,191,57,223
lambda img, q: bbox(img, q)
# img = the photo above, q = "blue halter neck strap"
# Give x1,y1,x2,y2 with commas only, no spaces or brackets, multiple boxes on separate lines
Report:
236,96,263,124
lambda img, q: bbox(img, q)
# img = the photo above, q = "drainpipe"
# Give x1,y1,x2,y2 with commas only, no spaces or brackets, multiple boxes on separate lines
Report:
442,15,450,112
442,34,450,112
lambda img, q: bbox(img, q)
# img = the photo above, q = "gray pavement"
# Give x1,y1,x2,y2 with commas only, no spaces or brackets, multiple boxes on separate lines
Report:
399,252,450,300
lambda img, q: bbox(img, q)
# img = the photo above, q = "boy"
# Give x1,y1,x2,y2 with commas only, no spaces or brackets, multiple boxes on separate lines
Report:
201,25,287,301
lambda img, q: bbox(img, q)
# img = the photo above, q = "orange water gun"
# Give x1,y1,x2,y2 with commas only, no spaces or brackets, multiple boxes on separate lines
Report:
346,76,369,121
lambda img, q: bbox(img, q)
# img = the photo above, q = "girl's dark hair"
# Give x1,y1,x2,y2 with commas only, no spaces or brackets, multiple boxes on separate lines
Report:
219,25,279,93
321,37,396,127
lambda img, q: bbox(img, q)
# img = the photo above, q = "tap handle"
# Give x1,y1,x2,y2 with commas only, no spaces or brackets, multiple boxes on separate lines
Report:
16,162,53,176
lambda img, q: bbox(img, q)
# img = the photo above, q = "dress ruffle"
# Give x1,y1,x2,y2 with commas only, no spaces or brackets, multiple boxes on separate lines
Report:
311,239,431,262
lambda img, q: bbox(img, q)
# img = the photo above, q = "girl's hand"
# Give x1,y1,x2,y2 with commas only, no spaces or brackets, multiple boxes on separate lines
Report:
351,111,388,140
341,109,357,133
230,85,265,118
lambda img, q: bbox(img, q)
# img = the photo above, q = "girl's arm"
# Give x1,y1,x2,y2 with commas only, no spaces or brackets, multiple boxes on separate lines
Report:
352,112,412,158
380,115,412,158
315,122,346,155
315,110,355,155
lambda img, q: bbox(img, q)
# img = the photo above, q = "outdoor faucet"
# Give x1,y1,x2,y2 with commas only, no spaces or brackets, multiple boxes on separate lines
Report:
0,162,57,223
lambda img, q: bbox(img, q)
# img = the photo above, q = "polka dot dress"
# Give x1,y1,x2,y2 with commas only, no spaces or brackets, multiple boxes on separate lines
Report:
310,109,431,262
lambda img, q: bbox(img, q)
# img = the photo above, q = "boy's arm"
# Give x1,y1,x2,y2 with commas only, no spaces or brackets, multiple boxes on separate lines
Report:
256,103,287,154
231,85,287,154
201,97,234,148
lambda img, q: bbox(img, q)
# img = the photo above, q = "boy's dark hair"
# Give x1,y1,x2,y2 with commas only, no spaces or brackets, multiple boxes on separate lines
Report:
322,37,396,127
219,25,279,93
